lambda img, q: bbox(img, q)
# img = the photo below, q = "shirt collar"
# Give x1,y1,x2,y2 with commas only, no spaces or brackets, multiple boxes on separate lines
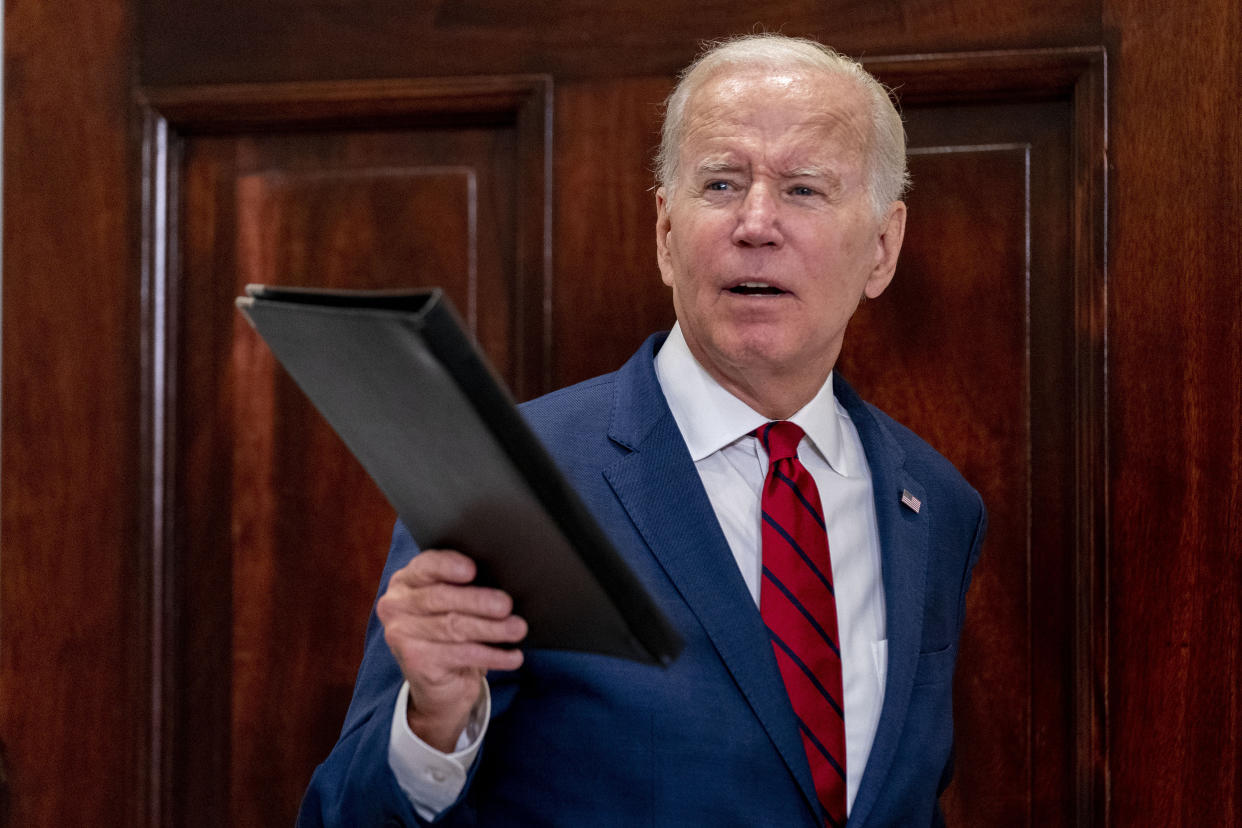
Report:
654,323,854,477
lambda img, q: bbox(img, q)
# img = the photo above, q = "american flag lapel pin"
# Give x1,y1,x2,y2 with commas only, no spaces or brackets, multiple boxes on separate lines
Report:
901,489,922,513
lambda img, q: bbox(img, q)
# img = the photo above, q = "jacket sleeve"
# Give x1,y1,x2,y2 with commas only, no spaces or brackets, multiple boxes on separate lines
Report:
931,490,988,825
298,522,471,827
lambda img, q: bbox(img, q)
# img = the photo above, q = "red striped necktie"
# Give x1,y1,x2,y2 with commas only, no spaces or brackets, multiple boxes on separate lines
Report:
756,420,847,828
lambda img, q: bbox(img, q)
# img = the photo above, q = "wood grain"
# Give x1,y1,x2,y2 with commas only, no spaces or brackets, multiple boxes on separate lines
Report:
0,0,145,825
1103,0,1242,823
849,143,1034,824
141,78,552,825
136,0,1102,85
552,77,676,387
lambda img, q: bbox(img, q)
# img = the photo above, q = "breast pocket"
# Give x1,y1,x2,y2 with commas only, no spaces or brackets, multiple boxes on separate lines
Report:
912,641,958,686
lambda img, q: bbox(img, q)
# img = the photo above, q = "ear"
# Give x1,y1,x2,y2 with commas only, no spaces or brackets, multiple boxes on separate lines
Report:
655,187,675,288
863,200,907,299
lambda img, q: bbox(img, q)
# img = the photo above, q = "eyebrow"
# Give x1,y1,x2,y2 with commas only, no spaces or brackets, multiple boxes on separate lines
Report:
785,166,847,193
695,159,746,175
691,159,845,188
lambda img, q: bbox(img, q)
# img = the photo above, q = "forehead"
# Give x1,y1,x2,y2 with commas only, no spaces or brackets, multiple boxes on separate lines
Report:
679,67,871,166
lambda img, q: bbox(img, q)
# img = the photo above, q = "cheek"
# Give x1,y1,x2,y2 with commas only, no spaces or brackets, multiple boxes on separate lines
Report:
660,231,685,288
847,218,883,263
659,254,675,288
665,227,710,289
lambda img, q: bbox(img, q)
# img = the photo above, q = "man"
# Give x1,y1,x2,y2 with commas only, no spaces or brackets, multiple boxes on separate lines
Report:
300,34,986,827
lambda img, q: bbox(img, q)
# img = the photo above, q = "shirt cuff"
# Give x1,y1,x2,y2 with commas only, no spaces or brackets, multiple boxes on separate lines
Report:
387,679,490,821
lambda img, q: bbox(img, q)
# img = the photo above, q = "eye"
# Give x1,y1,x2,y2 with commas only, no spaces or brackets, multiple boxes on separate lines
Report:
789,185,818,197
705,180,732,192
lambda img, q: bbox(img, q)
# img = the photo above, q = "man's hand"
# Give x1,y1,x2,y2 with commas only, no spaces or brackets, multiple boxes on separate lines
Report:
377,549,527,752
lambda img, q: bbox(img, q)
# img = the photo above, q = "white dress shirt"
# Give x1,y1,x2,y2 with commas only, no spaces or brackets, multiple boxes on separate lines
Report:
389,324,888,818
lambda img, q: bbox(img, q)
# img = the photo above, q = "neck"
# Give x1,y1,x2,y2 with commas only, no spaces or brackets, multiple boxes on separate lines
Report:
709,361,834,420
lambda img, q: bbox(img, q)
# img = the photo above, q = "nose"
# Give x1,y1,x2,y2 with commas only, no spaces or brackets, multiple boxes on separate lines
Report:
731,184,783,248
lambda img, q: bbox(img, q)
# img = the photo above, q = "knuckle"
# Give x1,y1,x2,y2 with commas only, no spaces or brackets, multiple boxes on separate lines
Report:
463,588,501,618
440,611,467,642
484,590,512,617
415,583,451,614
381,618,409,652
401,554,438,585
420,549,472,580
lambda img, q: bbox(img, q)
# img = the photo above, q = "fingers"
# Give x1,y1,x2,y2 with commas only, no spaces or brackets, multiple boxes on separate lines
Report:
378,548,528,675
402,580,515,620
421,608,527,646
411,640,526,678
372,551,524,744
383,549,517,621
380,606,527,673
378,549,527,747
398,548,478,586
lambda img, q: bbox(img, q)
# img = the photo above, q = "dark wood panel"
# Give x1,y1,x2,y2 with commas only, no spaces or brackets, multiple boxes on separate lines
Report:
139,74,553,395
553,77,675,387
229,327,399,827
846,145,1032,824
137,0,1102,86
0,0,146,825
235,167,482,344
837,52,1105,823
1103,0,1242,823
236,168,473,283
140,78,551,826
228,164,487,825
178,134,505,826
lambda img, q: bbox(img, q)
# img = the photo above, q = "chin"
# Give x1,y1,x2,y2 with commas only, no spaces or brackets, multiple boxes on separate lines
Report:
715,334,800,372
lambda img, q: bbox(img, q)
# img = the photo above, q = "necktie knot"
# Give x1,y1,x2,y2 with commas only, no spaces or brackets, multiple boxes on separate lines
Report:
758,420,805,464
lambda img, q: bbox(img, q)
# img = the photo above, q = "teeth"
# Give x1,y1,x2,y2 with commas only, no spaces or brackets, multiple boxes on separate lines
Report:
729,281,784,295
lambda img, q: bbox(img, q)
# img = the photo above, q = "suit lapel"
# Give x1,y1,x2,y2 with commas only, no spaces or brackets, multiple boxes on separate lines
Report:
833,376,931,828
602,337,823,823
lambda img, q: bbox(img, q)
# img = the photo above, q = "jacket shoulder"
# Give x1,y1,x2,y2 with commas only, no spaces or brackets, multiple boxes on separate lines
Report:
517,371,625,470
855,398,986,529
519,371,618,440
520,371,616,425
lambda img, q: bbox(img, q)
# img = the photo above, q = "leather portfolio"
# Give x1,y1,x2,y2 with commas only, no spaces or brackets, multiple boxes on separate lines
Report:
236,285,682,665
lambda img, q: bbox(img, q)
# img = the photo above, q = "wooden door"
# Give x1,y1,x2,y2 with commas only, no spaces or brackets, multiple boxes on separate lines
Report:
141,77,551,826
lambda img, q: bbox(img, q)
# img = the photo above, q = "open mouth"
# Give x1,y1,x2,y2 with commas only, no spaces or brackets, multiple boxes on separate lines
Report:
728,281,787,296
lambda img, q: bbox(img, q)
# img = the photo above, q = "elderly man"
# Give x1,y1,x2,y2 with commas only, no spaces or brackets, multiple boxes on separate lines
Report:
300,34,986,827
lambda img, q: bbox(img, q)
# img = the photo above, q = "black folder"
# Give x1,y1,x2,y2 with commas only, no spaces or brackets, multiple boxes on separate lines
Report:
235,285,682,666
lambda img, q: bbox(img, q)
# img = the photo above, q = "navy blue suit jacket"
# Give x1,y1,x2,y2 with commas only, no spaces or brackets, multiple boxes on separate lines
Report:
299,333,987,827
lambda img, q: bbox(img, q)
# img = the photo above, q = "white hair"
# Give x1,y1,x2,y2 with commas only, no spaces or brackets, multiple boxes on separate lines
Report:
655,34,910,215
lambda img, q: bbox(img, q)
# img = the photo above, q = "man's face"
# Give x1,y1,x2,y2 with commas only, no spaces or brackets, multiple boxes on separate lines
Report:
656,67,906,415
